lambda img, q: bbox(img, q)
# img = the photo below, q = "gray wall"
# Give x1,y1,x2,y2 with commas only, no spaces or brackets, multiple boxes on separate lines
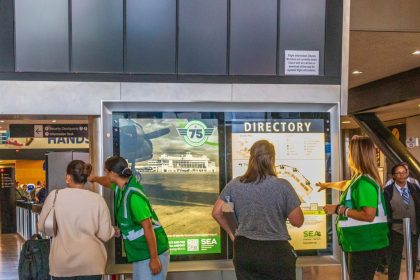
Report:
15,0,69,72
0,0,15,72
0,0,342,79
0,81,341,115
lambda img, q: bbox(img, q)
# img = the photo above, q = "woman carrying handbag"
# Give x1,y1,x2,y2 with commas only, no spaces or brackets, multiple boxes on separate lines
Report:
38,160,119,280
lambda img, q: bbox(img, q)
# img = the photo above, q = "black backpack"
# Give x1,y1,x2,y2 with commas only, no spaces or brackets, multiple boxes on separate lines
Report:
18,234,50,280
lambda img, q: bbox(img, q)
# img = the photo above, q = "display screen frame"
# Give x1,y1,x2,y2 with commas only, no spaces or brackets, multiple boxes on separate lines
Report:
112,111,229,262
101,101,342,265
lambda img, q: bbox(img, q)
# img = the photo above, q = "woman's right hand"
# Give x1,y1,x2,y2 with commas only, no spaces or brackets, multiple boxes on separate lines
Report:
316,181,349,192
316,182,330,192
87,174,95,183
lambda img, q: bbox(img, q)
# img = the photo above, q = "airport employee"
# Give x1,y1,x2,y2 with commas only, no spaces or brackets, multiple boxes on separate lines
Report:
320,136,389,280
90,156,170,280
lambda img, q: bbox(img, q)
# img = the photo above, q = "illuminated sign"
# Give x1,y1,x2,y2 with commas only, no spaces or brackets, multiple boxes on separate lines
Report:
118,117,221,257
231,119,328,250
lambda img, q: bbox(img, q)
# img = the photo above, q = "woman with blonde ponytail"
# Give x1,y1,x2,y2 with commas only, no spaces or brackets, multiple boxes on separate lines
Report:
320,136,389,280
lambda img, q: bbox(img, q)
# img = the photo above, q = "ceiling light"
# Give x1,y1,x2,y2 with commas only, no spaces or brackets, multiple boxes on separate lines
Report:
342,121,351,124
352,70,363,75
0,120,4,123
412,50,420,55
51,120,57,123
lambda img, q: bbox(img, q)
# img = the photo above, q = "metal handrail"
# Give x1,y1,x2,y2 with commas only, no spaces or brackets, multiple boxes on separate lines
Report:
403,217,414,280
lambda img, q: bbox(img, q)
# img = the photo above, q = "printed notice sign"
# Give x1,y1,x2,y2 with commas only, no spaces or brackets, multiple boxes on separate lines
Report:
285,50,319,75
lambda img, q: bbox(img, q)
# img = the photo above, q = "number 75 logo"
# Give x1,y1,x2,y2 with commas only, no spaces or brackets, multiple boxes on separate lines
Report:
177,120,214,147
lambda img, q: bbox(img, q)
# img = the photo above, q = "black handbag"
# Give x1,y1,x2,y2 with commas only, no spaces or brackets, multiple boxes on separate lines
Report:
18,234,50,280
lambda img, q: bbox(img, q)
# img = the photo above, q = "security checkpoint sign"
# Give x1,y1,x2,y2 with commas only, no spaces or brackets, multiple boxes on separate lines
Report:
285,50,319,75
10,124,88,138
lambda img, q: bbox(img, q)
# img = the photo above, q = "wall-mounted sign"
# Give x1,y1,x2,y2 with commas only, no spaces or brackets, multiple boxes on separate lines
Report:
406,137,419,149
285,50,319,76
10,124,88,138
231,118,327,250
0,130,9,144
0,167,14,188
0,137,89,149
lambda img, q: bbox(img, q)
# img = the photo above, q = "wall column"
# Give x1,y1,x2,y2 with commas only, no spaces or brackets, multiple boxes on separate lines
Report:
88,116,103,195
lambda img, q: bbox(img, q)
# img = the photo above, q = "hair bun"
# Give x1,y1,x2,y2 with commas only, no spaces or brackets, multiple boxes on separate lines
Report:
121,167,132,177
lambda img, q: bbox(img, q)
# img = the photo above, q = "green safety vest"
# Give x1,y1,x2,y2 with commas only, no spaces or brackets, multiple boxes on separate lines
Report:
114,177,169,262
336,174,389,252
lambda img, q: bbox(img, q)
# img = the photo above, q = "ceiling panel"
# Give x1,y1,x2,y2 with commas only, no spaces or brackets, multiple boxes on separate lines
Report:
349,31,420,88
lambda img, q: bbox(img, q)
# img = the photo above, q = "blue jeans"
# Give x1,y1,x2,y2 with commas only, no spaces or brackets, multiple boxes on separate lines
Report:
132,250,170,280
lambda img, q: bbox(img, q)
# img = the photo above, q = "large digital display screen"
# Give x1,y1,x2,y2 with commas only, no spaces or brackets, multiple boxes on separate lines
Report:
112,111,331,261
113,113,225,261
230,118,328,250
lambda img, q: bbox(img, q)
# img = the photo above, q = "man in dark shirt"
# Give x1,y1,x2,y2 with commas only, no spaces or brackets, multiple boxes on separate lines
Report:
35,182,47,204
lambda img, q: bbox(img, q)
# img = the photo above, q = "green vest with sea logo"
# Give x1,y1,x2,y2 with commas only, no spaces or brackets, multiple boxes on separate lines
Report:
336,174,389,252
114,177,169,262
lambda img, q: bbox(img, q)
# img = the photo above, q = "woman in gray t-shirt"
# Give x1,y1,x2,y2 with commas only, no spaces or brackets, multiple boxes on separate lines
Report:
212,140,304,280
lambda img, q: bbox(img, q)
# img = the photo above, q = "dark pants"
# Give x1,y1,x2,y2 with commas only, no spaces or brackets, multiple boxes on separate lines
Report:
52,276,102,280
346,249,386,280
388,230,419,280
233,236,297,280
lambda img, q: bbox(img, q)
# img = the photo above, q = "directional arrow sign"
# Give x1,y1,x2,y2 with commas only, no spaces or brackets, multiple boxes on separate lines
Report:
34,125,44,138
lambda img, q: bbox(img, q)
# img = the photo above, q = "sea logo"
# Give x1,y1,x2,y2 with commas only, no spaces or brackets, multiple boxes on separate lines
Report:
303,231,322,238
177,120,214,147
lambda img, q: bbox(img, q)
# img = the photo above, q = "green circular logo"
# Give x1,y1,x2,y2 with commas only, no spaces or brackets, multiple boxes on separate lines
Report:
183,120,208,147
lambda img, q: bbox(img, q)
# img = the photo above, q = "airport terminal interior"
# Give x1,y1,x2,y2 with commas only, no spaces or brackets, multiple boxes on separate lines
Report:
0,0,419,279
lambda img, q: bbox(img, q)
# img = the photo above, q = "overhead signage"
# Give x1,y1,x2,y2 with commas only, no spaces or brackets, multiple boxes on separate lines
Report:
10,124,88,138
0,137,89,149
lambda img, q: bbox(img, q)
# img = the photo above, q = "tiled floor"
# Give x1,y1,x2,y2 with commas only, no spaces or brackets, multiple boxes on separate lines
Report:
303,264,420,279
0,234,23,280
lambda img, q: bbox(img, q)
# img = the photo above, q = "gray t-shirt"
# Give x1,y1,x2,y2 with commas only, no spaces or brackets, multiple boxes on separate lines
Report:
220,176,301,241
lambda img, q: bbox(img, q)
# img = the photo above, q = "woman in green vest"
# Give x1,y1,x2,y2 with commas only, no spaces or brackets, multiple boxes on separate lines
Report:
90,156,170,280
318,136,389,280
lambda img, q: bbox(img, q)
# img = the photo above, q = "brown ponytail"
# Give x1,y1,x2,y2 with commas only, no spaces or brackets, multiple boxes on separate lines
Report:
66,160,92,184
105,156,132,178
240,140,276,183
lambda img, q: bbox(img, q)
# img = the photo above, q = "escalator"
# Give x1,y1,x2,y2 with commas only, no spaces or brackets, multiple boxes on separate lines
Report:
352,112,420,181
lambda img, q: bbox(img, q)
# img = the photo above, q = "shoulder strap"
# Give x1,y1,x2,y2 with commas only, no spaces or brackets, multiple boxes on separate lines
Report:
52,189,59,208
123,187,161,226
123,187,149,219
